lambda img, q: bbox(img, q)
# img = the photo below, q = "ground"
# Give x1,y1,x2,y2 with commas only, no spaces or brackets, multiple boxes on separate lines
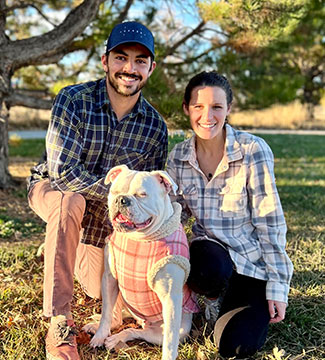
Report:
1,158,44,240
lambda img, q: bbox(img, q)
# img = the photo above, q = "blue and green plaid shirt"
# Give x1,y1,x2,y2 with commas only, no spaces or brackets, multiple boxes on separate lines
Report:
28,78,168,247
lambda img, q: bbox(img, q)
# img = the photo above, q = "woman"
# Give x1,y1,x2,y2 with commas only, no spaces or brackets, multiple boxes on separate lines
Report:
167,71,293,358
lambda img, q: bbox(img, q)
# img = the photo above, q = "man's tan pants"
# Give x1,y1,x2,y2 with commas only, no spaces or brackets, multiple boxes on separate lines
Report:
28,180,105,317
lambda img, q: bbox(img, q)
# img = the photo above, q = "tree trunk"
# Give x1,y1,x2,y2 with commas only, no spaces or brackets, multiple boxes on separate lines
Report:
0,96,13,188
0,0,104,188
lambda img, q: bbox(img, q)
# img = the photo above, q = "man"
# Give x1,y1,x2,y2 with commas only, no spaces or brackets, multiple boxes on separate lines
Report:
27,21,168,360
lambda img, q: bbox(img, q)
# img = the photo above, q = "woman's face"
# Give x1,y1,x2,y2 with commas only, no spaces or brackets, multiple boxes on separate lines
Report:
183,86,231,140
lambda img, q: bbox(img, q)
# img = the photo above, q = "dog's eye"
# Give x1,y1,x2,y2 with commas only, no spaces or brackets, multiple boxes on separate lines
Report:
135,192,147,198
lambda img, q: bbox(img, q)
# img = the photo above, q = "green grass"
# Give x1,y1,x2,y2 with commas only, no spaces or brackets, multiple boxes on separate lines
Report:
9,138,45,158
1,134,325,359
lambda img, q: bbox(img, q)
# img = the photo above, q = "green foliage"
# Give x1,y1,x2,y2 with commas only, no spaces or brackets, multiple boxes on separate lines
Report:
202,0,325,113
216,50,305,109
199,0,308,49
9,139,45,158
143,67,187,128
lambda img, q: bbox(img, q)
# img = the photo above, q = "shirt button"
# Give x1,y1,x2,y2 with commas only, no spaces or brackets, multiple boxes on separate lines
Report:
205,213,209,218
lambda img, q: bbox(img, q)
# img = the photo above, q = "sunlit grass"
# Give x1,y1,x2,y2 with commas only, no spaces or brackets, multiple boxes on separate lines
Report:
1,134,325,359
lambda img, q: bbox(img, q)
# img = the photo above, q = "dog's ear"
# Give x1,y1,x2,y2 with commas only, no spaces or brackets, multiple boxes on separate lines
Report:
152,171,178,195
105,165,129,185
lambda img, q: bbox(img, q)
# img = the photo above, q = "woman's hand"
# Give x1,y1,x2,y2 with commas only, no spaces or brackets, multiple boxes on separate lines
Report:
268,300,287,323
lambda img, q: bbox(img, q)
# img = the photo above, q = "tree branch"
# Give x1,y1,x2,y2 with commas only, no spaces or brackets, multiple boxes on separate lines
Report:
5,90,52,109
0,0,8,46
163,45,219,67
2,0,105,71
116,0,134,23
163,20,206,57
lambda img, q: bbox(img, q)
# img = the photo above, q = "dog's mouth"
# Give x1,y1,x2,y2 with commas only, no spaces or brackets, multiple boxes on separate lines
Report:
112,212,152,231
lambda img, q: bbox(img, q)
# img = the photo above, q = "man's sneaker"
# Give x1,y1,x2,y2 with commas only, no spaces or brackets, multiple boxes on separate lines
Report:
45,316,80,360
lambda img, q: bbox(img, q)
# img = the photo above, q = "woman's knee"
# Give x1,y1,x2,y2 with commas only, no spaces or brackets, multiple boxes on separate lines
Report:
218,306,269,358
187,239,233,297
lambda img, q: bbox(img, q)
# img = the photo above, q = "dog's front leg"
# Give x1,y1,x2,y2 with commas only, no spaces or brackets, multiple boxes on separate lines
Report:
152,263,185,360
90,244,118,348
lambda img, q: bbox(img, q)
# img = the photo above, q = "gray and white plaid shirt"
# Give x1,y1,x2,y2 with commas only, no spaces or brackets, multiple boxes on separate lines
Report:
167,124,293,303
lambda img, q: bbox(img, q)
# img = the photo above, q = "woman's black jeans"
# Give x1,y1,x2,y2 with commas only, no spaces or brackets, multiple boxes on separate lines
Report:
187,239,270,358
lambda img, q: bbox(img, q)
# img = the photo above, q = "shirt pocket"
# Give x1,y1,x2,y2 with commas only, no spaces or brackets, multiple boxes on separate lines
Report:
217,182,247,217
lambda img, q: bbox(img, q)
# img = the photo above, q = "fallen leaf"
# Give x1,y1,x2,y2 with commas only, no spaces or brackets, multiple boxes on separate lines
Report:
76,331,91,345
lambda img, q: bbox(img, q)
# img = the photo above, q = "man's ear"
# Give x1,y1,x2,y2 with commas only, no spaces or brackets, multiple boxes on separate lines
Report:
148,60,156,77
101,54,109,73
105,165,129,185
152,170,178,195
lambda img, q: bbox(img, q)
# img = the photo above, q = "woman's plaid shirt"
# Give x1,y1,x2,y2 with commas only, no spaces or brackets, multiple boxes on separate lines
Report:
167,125,293,303
28,78,168,248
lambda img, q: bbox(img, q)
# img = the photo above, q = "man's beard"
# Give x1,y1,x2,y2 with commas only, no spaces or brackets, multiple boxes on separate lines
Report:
107,71,146,97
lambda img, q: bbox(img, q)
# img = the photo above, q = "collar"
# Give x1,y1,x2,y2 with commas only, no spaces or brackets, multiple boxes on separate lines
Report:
125,202,182,242
178,124,243,164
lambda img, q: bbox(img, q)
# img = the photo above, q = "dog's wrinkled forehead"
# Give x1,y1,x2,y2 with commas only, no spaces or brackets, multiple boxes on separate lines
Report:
111,171,156,195
111,171,138,194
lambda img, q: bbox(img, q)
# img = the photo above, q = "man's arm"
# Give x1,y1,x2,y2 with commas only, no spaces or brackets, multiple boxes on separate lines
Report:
46,88,109,201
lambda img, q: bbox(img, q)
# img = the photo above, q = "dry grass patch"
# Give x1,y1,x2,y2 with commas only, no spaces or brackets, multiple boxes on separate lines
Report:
230,102,325,130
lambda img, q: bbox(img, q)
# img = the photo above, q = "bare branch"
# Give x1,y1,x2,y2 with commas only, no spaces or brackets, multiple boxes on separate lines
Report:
30,4,59,27
5,90,52,109
163,20,206,58
163,45,219,67
2,0,105,71
116,0,134,23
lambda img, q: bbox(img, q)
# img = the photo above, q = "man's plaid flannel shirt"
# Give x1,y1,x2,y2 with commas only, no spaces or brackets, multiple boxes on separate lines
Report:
28,78,168,248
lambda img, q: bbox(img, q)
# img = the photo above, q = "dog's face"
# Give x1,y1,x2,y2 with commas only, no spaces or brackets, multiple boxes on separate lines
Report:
105,165,177,237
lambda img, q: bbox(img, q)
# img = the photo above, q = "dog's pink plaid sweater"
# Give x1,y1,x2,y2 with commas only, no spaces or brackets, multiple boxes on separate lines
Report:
109,224,199,323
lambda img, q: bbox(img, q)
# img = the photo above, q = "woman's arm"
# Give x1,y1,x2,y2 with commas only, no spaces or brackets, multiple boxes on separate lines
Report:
247,138,293,304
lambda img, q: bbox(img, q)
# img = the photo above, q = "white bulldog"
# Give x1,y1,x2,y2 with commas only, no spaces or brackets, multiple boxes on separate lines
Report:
84,165,198,360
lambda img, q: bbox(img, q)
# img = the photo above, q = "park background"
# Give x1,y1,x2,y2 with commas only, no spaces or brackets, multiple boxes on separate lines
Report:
0,1,324,359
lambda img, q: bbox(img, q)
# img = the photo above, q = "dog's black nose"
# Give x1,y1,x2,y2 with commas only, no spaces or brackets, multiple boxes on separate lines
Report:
117,196,131,207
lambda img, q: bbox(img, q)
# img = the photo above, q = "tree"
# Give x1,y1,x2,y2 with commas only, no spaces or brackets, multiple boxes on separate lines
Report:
0,0,216,188
198,0,324,118
276,0,325,120
0,0,105,188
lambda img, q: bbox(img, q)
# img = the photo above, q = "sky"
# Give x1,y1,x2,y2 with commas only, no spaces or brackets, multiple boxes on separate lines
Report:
9,1,216,81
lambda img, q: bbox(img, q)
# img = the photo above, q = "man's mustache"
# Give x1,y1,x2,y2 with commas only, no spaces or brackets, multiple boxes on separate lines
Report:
115,72,142,81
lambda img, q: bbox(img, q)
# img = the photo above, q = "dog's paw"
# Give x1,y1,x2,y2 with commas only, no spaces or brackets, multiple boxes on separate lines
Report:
104,333,128,350
89,334,106,348
89,328,111,348
104,329,134,350
82,322,99,335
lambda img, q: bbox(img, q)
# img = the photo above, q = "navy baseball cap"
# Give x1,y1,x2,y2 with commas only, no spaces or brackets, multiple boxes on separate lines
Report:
106,21,155,58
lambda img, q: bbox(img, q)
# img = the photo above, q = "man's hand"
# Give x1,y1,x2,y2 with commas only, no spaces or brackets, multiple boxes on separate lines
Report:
268,300,287,323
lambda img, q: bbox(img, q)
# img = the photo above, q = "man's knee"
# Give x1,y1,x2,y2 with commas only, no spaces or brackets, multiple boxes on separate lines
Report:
61,192,86,221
